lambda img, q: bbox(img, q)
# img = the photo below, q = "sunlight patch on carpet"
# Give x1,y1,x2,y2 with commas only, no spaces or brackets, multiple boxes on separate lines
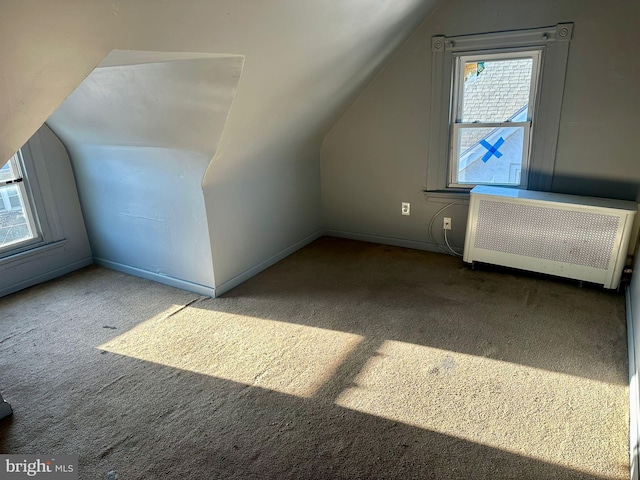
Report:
335,340,628,478
98,306,363,398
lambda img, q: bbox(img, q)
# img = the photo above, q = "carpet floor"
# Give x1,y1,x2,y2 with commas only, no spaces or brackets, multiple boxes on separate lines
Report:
0,237,630,479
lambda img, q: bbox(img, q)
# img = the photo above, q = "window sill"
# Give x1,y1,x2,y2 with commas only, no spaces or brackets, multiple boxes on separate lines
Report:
423,190,471,203
0,239,68,268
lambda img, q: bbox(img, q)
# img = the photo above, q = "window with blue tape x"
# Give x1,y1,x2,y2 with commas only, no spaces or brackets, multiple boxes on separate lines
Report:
449,51,540,188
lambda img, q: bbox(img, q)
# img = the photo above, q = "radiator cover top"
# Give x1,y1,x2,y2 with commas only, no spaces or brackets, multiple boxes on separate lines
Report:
475,200,619,270
464,186,637,289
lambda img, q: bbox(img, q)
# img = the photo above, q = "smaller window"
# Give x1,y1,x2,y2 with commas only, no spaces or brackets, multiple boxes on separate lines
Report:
449,51,540,189
0,152,41,255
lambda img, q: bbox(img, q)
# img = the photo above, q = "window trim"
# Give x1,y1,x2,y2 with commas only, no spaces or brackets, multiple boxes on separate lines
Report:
20,131,64,242
426,23,573,192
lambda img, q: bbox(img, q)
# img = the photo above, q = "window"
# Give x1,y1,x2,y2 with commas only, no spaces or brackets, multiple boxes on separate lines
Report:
426,24,573,192
0,151,41,254
450,51,540,188
0,128,66,262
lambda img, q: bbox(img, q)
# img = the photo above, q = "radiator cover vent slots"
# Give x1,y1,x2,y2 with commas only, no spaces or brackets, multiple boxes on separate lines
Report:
463,186,637,289
475,200,619,270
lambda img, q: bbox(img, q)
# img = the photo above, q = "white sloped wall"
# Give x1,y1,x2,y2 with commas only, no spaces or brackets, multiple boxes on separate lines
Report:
0,0,439,294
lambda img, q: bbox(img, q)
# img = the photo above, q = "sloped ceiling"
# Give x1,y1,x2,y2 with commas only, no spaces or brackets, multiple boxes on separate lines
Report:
0,0,442,165
47,53,243,155
0,0,444,290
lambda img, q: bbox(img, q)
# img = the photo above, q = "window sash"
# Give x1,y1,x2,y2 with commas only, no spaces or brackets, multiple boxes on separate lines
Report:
452,50,541,124
449,122,531,189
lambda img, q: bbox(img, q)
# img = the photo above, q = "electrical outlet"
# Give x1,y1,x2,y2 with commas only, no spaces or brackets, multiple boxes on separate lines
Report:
401,202,410,216
443,217,452,230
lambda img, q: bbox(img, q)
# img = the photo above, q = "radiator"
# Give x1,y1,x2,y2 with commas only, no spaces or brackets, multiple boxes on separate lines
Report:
463,186,637,289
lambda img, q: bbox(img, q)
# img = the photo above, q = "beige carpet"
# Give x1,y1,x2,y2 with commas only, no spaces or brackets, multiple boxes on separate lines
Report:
0,237,629,479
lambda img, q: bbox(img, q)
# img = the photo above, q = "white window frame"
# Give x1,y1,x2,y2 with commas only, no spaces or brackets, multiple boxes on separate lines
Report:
426,23,573,193
0,130,65,260
0,151,43,256
449,50,541,189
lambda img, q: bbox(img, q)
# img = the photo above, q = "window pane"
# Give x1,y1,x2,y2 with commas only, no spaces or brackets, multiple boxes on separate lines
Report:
454,125,526,186
0,184,35,248
0,158,17,183
461,58,533,123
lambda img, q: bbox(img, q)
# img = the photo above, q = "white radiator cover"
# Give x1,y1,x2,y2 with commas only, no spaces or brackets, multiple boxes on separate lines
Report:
463,186,637,289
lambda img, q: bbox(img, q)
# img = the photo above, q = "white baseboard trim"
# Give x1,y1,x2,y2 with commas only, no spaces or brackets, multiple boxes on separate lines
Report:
627,287,639,480
0,256,93,298
93,258,215,297
214,230,323,297
323,229,447,254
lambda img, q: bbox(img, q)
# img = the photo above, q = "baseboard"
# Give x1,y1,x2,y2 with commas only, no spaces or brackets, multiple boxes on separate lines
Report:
214,230,323,297
322,229,446,254
93,258,215,297
627,287,639,480
0,256,93,298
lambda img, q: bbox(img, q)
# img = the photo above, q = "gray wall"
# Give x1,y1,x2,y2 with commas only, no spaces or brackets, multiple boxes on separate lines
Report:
66,145,215,294
321,0,640,252
628,249,640,480
0,125,92,297
48,55,244,295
